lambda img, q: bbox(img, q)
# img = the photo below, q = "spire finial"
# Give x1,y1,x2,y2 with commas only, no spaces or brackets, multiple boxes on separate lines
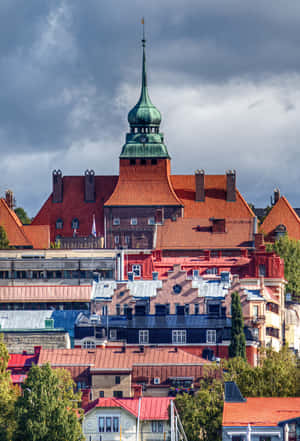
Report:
141,17,145,47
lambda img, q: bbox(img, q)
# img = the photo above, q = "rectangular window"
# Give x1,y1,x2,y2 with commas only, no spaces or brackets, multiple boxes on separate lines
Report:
172,330,186,344
113,390,123,398
115,376,121,385
259,264,266,277
110,329,117,340
194,304,199,315
139,330,149,344
113,217,120,226
102,305,108,315
99,391,104,397
125,235,130,245
259,437,271,441
185,304,189,315
152,421,164,433
113,417,119,433
253,305,258,318
116,304,121,315
114,235,119,244
99,417,105,432
166,304,170,314
123,304,128,315
148,217,155,225
206,330,216,344
106,417,112,432
130,218,138,225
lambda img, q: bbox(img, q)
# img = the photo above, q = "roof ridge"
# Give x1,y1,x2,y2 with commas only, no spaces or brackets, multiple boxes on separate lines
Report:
0,199,32,247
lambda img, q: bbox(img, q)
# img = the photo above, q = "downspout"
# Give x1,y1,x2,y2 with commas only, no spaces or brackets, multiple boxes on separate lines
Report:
136,397,142,441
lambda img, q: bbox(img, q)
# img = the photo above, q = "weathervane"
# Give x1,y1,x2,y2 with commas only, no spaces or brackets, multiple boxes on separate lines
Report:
141,17,146,47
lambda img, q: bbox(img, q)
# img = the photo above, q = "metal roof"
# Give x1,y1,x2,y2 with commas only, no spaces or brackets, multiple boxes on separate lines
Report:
192,279,229,298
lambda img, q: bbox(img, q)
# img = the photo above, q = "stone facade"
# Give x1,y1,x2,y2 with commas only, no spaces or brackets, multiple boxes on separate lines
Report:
3,331,70,353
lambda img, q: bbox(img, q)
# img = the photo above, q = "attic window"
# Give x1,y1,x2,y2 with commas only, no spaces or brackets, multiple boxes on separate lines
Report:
56,218,63,229
71,218,79,229
151,159,157,165
130,159,136,165
140,159,147,165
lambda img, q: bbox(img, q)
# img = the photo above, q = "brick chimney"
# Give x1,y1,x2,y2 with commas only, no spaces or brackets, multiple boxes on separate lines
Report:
5,190,14,209
195,169,205,202
133,384,143,399
226,170,236,202
85,169,95,202
52,170,63,203
254,233,265,249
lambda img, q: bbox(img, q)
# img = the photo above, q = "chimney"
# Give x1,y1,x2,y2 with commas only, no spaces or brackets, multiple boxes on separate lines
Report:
5,190,14,209
226,170,236,202
133,384,143,399
52,170,63,203
195,169,205,202
85,169,95,202
34,346,42,358
274,188,280,204
254,233,265,249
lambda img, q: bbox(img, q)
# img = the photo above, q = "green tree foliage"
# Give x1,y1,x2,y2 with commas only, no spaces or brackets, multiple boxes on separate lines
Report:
175,378,223,441
229,292,246,359
13,363,84,441
176,347,299,441
0,335,19,441
266,235,300,302
0,226,10,249
14,207,31,225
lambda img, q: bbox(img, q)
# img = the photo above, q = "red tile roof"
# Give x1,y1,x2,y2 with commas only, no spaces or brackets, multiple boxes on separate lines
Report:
260,196,300,241
171,175,254,218
38,346,209,371
223,397,300,427
105,159,182,206
8,353,37,369
156,217,254,250
85,397,173,420
0,285,91,303
32,176,118,242
0,199,49,249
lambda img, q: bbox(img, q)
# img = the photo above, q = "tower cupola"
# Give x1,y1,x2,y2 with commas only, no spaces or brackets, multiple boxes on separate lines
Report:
120,25,170,160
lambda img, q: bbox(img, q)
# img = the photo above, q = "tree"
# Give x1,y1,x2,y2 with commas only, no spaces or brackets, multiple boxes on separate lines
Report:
13,363,84,441
176,378,223,441
0,226,10,249
14,207,31,225
266,235,300,302
229,292,246,359
0,335,19,441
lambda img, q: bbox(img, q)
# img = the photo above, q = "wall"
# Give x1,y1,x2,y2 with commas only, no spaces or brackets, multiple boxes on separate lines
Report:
3,331,70,353
91,373,132,399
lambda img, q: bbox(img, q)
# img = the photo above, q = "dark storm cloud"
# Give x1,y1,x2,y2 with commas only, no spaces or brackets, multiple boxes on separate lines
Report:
0,0,300,215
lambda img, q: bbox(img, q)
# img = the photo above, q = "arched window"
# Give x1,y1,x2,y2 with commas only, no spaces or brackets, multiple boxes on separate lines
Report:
71,218,79,229
56,218,63,229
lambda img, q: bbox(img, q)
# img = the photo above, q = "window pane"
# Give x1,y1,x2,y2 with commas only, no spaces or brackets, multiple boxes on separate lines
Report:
106,417,112,432
113,417,119,433
99,417,105,432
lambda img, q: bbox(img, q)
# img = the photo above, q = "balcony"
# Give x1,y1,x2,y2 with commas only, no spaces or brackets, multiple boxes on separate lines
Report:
251,315,265,325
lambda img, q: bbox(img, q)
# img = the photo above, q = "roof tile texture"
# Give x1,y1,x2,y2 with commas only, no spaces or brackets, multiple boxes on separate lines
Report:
260,196,300,240
223,397,300,426
0,285,91,302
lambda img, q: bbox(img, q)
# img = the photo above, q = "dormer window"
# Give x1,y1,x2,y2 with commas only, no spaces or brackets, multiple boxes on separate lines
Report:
130,218,138,226
113,218,120,226
56,218,63,229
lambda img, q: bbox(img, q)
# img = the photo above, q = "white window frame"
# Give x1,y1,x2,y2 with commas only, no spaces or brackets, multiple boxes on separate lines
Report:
139,330,149,344
99,416,120,433
130,217,138,225
110,329,117,340
148,217,155,225
132,264,141,277
83,339,96,349
206,330,216,344
125,235,130,245
152,421,164,433
172,330,186,344
113,217,120,226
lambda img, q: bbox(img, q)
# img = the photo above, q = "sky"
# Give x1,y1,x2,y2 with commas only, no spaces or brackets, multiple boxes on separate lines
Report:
1,0,300,217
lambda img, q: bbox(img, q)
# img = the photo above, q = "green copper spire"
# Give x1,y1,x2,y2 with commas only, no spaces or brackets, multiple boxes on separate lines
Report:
120,22,170,159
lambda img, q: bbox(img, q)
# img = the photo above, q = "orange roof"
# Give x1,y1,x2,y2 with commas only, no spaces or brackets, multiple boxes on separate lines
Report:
86,396,173,420
223,397,300,427
171,175,254,218
38,347,209,370
0,199,50,249
0,285,91,303
105,159,182,206
156,217,254,250
260,196,300,241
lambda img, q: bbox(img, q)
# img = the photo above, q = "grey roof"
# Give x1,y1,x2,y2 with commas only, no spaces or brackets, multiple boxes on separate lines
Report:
244,289,264,301
91,281,117,299
91,279,163,300
0,310,83,335
192,279,230,298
